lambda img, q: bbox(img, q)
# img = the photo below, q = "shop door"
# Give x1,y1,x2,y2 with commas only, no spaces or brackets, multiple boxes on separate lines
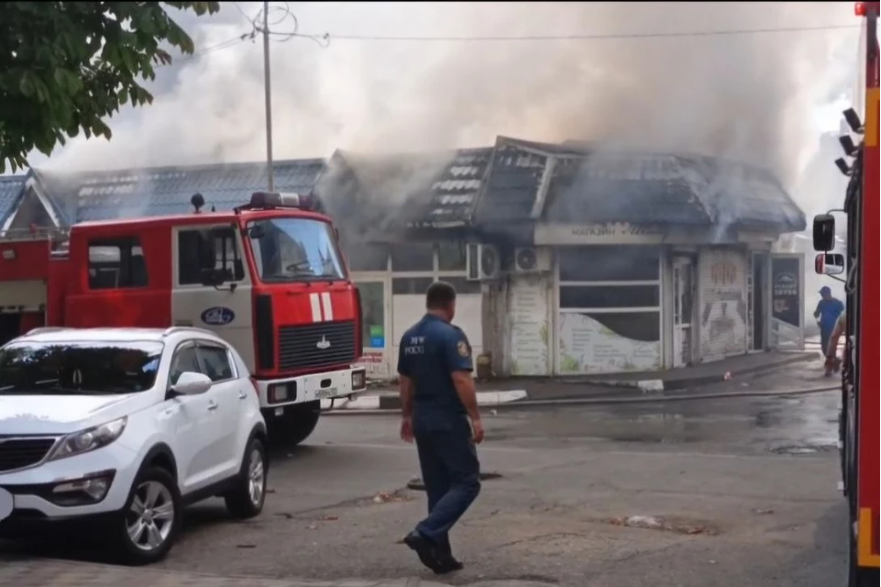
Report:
769,254,804,350
672,258,694,368
355,279,391,379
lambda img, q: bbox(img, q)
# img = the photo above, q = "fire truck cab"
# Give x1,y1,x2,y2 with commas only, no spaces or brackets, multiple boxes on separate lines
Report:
812,3,879,586
0,191,367,447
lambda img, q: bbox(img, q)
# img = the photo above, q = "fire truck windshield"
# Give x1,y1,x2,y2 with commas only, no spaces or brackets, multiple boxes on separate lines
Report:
0,341,163,395
247,217,346,282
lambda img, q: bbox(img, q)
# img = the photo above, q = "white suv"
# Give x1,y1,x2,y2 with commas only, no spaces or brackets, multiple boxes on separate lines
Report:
0,327,269,565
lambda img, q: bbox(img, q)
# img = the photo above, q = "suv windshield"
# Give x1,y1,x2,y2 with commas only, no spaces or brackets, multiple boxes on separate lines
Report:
248,217,346,282
0,341,163,395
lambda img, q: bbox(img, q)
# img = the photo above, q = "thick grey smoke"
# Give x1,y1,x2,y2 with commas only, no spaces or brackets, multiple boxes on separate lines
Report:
45,2,857,209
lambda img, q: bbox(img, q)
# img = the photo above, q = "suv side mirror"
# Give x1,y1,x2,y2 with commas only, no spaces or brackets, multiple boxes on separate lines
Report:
171,372,213,396
815,253,846,276
812,214,836,252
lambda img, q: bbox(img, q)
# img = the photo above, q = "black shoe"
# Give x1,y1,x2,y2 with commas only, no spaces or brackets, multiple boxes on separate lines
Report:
403,531,444,573
436,552,464,573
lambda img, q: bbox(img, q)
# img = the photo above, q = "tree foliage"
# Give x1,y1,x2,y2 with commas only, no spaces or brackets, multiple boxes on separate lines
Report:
0,1,220,173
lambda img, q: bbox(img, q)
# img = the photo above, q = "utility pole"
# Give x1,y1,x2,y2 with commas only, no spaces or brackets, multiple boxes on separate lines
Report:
262,0,275,192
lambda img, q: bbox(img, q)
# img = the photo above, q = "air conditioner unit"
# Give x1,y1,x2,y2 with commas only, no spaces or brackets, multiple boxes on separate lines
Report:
513,247,551,274
466,243,500,281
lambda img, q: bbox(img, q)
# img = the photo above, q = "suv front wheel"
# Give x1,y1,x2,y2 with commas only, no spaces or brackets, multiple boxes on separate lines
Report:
225,436,268,519
114,466,181,565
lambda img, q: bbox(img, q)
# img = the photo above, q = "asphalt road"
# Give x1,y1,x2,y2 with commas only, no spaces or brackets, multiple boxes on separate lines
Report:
1,365,848,587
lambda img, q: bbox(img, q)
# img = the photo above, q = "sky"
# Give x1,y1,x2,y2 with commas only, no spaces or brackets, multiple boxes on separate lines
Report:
6,1,865,219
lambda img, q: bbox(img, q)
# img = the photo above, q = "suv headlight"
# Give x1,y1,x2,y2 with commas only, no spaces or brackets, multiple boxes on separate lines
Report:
47,417,128,462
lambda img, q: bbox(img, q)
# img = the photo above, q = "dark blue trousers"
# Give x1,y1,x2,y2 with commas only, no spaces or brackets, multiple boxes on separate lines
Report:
820,327,832,357
413,414,481,549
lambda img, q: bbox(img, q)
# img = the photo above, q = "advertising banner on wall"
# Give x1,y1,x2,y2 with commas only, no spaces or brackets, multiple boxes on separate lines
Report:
771,257,801,327
770,254,804,350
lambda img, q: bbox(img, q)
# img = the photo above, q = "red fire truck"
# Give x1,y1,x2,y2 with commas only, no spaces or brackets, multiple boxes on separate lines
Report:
0,191,367,447
813,3,879,585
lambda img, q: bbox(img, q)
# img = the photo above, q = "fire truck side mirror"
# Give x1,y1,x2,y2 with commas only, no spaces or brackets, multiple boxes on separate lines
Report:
812,214,836,252
814,253,846,276
200,267,226,287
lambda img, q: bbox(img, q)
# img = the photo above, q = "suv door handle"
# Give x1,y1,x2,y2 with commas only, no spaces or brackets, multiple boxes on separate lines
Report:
207,400,219,411
238,390,248,400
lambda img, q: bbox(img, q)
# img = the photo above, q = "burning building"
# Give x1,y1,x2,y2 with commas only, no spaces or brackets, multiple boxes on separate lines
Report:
0,136,808,378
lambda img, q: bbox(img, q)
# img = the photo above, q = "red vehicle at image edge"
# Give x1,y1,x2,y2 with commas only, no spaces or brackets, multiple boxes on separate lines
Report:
0,191,367,447
813,3,879,586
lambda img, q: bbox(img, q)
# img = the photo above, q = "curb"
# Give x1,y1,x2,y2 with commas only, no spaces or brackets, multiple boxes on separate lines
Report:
320,389,528,411
321,385,838,416
579,353,817,391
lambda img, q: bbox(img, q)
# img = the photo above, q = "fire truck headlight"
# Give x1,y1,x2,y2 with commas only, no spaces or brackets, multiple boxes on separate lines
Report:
351,370,366,391
268,383,294,403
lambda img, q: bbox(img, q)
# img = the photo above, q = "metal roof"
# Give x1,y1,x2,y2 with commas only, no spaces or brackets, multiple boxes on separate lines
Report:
5,137,804,237
0,174,28,226
30,159,326,223
543,152,710,225
474,139,805,232
318,147,493,236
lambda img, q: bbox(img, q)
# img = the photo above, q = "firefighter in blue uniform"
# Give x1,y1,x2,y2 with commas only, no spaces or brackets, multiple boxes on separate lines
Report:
397,281,484,575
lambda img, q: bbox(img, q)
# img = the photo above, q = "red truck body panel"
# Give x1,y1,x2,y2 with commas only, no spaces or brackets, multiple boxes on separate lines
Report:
857,2,880,570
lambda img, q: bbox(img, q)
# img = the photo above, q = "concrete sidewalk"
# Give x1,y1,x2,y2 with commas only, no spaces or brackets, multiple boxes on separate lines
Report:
572,350,817,391
0,556,549,587
340,350,818,412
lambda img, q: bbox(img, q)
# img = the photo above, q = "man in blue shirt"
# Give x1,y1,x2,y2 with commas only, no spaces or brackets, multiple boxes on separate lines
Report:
397,281,483,575
814,286,845,362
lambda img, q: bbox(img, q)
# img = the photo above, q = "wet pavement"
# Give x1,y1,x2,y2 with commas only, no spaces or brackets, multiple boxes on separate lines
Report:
1,363,847,586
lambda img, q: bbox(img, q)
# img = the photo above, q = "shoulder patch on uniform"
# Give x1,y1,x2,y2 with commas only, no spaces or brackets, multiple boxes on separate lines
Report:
457,340,470,358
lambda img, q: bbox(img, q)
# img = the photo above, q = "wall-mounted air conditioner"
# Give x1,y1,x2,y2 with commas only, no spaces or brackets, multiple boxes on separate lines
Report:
512,247,551,274
466,243,500,281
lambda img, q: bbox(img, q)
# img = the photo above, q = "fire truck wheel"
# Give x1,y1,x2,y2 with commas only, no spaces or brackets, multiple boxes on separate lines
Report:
224,437,268,519
113,467,182,566
268,401,321,447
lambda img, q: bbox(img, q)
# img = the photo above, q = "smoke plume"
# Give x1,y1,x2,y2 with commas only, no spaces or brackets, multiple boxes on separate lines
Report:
45,2,857,210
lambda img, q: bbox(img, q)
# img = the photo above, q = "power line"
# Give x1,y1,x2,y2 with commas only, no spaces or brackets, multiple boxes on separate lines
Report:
159,33,254,68
290,23,860,44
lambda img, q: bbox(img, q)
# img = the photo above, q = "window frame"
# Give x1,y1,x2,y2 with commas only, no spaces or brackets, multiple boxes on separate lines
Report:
558,247,663,315
194,340,239,383
247,217,348,284
175,224,247,288
386,241,481,296
557,247,664,349
86,236,149,290
166,339,239,389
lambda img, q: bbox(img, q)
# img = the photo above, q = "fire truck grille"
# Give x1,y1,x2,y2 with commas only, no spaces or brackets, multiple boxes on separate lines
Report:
0,437,57,472
278,321,357,371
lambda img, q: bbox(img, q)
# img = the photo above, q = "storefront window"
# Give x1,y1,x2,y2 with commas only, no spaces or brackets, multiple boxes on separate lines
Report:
347,243,389,272
437,242,467,271
559,246,659,282
358,281,386,349
558,245,662,374
391,243,433,272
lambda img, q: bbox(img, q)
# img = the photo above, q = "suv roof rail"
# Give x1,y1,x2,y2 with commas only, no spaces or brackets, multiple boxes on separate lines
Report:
25,327,69,335
162,326,217,338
